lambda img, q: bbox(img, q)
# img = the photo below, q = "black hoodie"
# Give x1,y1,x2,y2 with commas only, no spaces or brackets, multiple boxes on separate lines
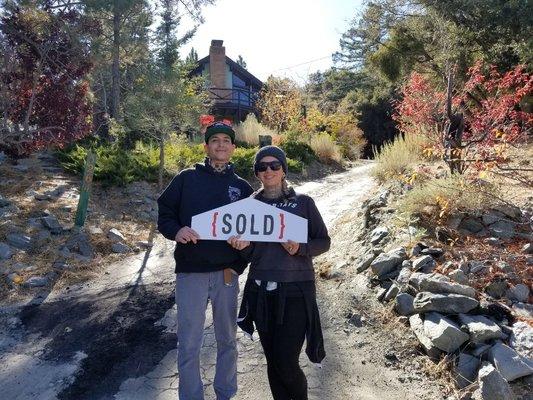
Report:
157,159,253,274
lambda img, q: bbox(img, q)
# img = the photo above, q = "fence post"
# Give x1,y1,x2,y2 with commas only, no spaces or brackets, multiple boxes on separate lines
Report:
74,150,96,227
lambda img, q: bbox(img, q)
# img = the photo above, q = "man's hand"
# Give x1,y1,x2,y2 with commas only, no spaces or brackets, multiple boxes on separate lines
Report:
175,227,200,244
227,235,250,250
281,240,299,255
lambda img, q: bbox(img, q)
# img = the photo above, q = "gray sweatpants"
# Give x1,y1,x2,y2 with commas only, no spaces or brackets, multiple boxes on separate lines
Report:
175,270,239,400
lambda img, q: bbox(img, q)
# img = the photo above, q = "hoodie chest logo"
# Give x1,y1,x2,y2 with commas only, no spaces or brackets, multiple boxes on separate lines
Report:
228,186,241,202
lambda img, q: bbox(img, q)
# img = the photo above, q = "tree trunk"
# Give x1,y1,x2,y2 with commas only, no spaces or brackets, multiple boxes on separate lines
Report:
159,134,165,191
111,1,121,121
444,69,465,174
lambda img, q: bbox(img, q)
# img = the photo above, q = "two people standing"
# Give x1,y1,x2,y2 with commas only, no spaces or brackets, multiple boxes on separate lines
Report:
157,122,330,400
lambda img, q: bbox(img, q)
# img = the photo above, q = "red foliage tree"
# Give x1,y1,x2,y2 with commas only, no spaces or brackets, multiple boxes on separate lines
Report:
0,4,95,156
394,63,532,173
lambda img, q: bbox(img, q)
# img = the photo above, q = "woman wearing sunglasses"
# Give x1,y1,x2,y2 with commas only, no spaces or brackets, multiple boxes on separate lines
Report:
228,145,330,400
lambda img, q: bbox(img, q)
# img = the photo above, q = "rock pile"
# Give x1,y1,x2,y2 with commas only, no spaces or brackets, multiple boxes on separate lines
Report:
355,193,533,398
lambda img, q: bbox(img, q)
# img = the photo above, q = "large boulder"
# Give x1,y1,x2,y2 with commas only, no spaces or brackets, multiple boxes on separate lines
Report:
487,342,533,382
423,312,469,353
409,314,442,360
409,272,476,297
472,362,515,400
370,248,406,278
413,292,479,314
458,314,504,343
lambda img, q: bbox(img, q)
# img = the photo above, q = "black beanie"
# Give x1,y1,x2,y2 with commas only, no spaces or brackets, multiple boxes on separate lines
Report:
254,145,288,174
204,122,235,144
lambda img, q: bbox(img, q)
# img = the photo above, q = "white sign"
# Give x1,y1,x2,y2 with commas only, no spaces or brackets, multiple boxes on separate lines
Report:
191,198,308,243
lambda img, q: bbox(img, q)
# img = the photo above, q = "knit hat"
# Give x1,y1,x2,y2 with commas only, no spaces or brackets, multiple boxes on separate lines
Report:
254,145,288,175
204,122,235,144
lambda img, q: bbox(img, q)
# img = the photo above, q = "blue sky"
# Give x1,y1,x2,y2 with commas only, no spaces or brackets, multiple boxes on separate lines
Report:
180,0,364,84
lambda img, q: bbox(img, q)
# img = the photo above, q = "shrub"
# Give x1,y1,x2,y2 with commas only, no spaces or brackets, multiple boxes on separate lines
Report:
371,134,428,183
231,147,258,179
58,139,205,186
310,133,342,164
58,138,304,186
336,125,366,160
234,114,279,147
279,139,317,164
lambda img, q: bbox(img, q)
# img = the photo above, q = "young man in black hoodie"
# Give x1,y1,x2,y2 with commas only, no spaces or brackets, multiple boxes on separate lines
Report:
157,122,253,400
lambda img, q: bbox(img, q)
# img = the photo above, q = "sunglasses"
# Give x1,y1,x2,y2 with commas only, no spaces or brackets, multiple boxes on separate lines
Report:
256,161,283,172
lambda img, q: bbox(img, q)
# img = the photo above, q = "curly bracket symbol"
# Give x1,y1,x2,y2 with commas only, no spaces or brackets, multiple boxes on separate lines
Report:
212,212,219,237
278,213,285,240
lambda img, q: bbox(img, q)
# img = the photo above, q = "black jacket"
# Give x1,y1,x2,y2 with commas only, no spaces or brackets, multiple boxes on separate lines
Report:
238,280,326,364
157,159,253,273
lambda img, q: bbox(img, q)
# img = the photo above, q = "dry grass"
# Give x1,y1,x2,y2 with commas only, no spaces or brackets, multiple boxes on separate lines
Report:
234,114,279,146
310,133,342,164
372,134,429,182
420,355,456,396
396,175,501,227
0,158,153,301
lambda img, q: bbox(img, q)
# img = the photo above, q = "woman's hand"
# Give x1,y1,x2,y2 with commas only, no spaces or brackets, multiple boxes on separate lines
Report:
227,235,250,250
281,240,299,255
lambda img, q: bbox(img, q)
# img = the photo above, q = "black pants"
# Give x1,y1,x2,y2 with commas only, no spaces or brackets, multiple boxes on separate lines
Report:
257,294,308,400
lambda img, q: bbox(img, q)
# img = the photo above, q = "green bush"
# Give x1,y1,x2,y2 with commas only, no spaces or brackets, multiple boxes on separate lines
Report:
58,139,303,186
279,139,316,164
58,139,205,186
231,147,258,179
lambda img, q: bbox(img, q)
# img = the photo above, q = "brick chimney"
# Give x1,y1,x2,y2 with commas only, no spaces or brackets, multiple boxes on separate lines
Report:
209,39,228,88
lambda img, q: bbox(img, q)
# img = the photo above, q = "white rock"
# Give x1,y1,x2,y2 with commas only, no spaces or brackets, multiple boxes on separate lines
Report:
509,322,533,359
410,272,477,298
412,255,436,272
423,312,469,353
395,293,415,316
413,292,479,314
472,362,515,400
409,314,442,359
107,228,125,242
458,314,504,343
487,342,533,382
449,269,469,285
